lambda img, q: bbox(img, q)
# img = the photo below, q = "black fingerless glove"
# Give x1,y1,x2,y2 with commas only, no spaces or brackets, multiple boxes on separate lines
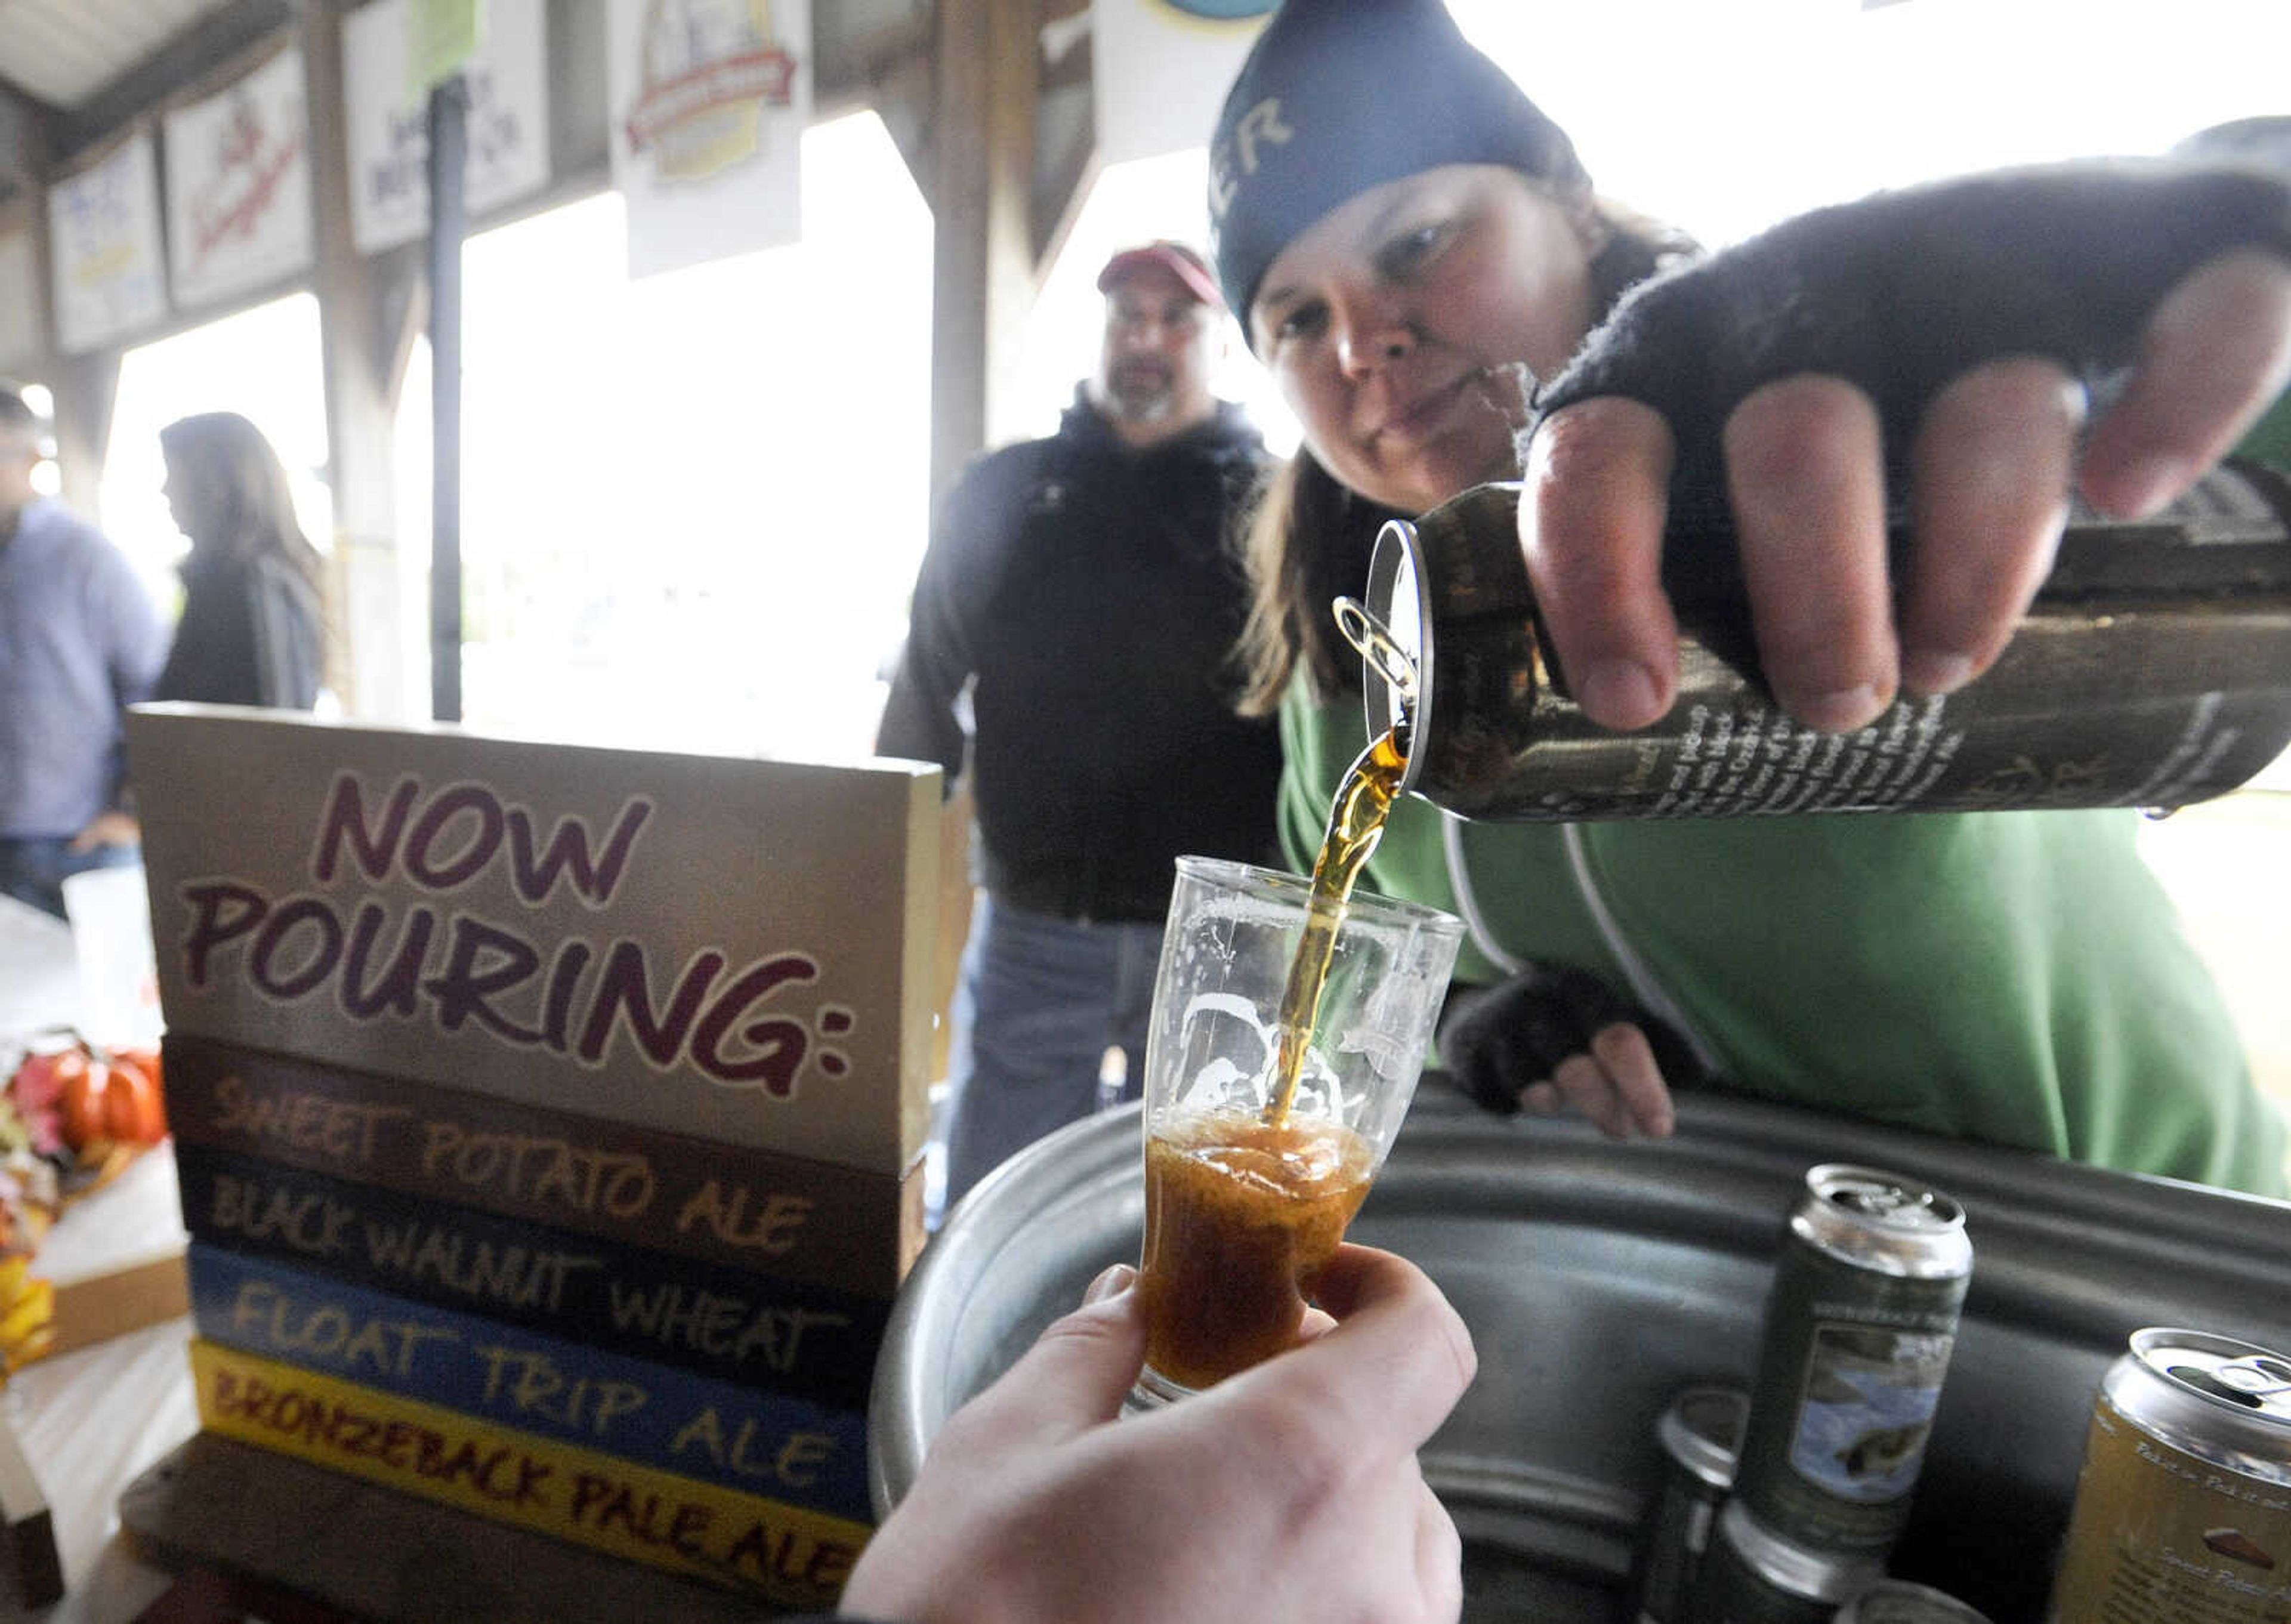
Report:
1534,161,2291,523
1436,964,1710,1117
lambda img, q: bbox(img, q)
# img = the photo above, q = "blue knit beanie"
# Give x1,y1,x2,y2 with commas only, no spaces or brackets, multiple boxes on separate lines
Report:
1208,0,1589,341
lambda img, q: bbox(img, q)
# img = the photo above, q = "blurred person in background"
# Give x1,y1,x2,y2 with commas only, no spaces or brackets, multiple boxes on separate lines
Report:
876,242,1283,1215
151,412,325,711
0,385,169,919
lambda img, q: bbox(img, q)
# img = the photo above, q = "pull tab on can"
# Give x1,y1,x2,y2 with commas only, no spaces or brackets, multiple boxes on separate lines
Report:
1360,465,2291,822
1333,595,1420,718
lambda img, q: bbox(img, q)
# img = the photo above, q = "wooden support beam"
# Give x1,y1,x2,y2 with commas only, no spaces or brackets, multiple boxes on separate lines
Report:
927,0,1040,497
45,351,119,519
1029,0,1097,277
823,9,934,203
0,87,42,216
45,0,294,166
1032,112,1099,284
302,4,406,720
9,92,57,388
872,49,935,206
816,9,934,120
377,252,428,410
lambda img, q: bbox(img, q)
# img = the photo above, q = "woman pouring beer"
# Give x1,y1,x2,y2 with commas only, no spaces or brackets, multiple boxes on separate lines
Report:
1209,0,2291,1194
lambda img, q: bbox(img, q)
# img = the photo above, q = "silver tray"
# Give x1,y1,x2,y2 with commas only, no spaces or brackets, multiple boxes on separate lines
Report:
870,1080,2291,1622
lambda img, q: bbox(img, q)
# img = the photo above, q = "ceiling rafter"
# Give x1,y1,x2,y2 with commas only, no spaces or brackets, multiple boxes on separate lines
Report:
0,0,237,112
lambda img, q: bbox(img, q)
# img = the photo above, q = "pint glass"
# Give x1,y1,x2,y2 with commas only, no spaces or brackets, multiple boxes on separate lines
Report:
1129,857,1463,1409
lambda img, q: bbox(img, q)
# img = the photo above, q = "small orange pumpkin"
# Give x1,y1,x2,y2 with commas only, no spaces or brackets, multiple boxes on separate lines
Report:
58,1046,168,1150
116,1045,163,1100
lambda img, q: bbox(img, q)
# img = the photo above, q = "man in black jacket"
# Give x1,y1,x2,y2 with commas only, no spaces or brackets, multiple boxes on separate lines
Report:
877,241,1283,1213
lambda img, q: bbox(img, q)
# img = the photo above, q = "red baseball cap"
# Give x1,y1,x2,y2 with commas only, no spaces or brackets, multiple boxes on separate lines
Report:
1096,240,1224,310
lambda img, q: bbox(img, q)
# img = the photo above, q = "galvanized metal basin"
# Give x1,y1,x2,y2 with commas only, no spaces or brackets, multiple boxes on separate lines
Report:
870,1080,2291,1622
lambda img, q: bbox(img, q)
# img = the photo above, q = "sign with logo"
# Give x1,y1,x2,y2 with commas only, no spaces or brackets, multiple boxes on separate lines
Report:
607,0,812,279
1094,0,1275,167
48,128,168,354
129,707,939,1175
345,0,551,255
162,47,314,310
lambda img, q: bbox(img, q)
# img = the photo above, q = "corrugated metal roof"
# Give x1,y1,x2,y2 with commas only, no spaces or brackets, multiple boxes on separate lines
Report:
0,0,235,110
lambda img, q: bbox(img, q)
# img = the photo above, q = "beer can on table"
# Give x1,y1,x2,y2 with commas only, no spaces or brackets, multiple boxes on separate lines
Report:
1832,1578,1994,1622
2045,1327,2291,1622
1690,1499,1882,1624
1356,464,2291,820
1630,1384,1751,1623
1734,1165,1972,1561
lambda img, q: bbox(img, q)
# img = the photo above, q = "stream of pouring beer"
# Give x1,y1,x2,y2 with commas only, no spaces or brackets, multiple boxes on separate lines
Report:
1264,727,1410,1127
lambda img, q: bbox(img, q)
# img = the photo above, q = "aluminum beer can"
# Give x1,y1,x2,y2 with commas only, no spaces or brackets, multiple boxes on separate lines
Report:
1689,1499,1882,1624
1733,1165,1973,1560
1832,1579,1995,1622
1630,1384,1751,1623
2045,1327,2291,1622
1357,464,2291,820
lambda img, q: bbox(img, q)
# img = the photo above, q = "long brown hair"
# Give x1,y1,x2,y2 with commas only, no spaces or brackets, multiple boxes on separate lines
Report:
1234,197,1692,716
159,412,324,590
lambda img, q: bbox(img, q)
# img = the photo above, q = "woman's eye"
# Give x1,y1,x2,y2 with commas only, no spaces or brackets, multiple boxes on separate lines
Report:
1274,301,1329,344
1382,222,1449,276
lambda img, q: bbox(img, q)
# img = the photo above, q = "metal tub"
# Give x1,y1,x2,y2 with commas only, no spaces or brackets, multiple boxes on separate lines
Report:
870,1081,2291,1622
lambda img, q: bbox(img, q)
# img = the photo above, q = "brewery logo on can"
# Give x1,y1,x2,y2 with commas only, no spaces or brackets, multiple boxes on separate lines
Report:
1833,1577,1995,1622
1734,1165,1973,1560
1629,1384,1750,1623
2045,1327,2291,1622
1689,1498,1882,1624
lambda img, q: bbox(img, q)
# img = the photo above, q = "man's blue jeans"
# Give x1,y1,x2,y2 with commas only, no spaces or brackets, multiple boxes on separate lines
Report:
939,893,1165,1215
0,835,139,921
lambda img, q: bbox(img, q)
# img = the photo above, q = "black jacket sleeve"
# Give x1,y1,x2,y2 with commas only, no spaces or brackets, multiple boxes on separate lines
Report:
874,450,1037,785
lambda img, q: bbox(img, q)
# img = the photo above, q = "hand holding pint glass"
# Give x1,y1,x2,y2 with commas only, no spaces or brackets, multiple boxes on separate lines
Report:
1130,857,1463,1410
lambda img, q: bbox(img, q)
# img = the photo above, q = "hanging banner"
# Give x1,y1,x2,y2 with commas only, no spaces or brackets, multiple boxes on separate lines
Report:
607,0,812,280
345,0,551,255
0,220,36,370
1094,0,1276,167
163,47,314,310
48,130,168,354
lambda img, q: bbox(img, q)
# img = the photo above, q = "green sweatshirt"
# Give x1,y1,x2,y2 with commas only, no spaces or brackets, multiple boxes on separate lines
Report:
1281,696,2289,1198
2239,391,2291,476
